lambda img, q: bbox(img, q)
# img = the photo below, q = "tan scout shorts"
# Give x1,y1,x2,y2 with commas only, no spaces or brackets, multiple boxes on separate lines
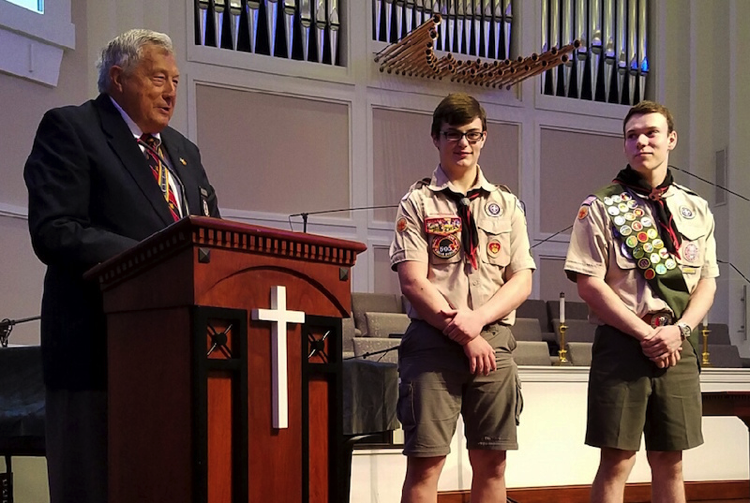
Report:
397,320,523,457
585,324,703,452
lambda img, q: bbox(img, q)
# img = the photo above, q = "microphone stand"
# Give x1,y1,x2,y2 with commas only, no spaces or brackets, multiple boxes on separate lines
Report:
669,165,750,202
0,315,41,348
289,204,399,233
342,345,399,361
531,225,573,249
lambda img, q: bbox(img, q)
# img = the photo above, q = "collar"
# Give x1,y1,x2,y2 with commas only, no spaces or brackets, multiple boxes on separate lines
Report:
626,183,677,200
428,164,496,194
108,95,162,143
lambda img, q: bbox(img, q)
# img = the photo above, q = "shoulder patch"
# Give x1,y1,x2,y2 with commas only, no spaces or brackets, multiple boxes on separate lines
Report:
576,195,597,220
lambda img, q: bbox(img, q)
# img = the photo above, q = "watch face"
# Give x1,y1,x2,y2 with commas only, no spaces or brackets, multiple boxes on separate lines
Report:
679,323,691,340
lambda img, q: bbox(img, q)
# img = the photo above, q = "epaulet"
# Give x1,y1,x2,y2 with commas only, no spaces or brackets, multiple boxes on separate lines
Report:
673,182,700,197
401,177,432,200
409,177,431,191
580,195,597,207
495,183,512,194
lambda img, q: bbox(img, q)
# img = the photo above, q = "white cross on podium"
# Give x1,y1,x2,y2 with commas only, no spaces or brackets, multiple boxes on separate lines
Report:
251,285,305,429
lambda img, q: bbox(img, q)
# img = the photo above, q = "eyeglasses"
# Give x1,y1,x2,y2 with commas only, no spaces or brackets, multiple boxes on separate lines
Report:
441,130,485,143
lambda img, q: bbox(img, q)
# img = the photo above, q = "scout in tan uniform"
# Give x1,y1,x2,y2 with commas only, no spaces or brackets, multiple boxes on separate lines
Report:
390,93,535,503
564,101,718,503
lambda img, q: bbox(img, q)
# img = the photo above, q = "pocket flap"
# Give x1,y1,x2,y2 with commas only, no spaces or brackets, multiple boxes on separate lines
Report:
477,218,511,235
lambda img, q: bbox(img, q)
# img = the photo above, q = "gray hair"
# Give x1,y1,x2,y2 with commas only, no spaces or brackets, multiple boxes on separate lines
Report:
97,29,174,93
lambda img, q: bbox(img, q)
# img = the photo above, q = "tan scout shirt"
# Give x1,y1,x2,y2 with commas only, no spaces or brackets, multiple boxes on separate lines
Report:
564,182,719,325
390,165,536,325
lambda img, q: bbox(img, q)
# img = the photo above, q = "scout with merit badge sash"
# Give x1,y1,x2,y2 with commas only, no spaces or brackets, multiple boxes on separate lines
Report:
583,169,700,358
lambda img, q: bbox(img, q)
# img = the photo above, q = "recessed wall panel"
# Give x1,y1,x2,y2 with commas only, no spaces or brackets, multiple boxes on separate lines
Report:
373,245,400,294
539,129,623,234
196,85,350,216
538,256,583,303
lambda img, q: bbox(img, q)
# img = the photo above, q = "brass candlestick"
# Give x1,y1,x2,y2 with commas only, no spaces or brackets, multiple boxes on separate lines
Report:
701,326,712,367
554,323,571,365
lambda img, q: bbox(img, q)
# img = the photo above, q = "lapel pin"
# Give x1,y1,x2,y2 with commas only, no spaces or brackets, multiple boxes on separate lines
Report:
179,157,187,165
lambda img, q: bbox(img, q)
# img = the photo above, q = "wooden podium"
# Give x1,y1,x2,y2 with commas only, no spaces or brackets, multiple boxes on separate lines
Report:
87,217,367,503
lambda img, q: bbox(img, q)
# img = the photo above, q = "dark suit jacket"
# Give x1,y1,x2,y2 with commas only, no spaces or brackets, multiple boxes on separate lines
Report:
24,93,221,390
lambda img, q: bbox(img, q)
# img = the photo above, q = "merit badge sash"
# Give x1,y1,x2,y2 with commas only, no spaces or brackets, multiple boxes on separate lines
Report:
594,184,698,355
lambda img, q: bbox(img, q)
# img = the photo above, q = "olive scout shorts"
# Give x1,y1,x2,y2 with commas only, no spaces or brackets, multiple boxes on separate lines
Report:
585,324,703,452
397,320,523,457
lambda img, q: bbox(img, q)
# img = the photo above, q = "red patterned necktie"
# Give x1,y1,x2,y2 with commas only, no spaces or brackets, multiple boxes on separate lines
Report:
138,134,181,221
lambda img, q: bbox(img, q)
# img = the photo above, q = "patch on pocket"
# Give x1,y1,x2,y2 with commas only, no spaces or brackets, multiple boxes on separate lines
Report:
488,239,502,257
425,216,461,236
683,242,700,262
432,234,460,259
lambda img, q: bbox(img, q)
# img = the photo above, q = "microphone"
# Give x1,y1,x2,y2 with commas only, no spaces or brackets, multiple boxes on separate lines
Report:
288,204,399,232
0,315,41,348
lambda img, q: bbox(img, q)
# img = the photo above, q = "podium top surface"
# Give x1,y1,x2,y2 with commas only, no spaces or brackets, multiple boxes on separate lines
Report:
86,216,368,288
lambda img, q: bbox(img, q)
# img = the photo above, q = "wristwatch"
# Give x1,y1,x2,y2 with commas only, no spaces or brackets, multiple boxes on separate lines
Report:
676,322,692,341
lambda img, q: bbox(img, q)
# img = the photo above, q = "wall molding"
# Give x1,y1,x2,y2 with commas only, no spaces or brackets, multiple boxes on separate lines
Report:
0,0,75,86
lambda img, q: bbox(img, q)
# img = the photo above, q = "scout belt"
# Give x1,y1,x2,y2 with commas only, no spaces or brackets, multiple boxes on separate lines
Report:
642,311,674,328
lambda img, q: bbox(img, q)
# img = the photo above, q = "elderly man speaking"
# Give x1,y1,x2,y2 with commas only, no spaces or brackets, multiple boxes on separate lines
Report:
24,29,220,503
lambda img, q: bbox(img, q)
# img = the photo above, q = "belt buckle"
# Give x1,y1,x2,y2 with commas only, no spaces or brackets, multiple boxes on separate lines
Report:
650,313,672,328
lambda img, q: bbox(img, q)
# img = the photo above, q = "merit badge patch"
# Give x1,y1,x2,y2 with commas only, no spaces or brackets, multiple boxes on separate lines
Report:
486,202,502,217
680,206,695,219
396,217,408,233
683,242,700,262
488,239,502,257
425,216,461,236
432,234,460,259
